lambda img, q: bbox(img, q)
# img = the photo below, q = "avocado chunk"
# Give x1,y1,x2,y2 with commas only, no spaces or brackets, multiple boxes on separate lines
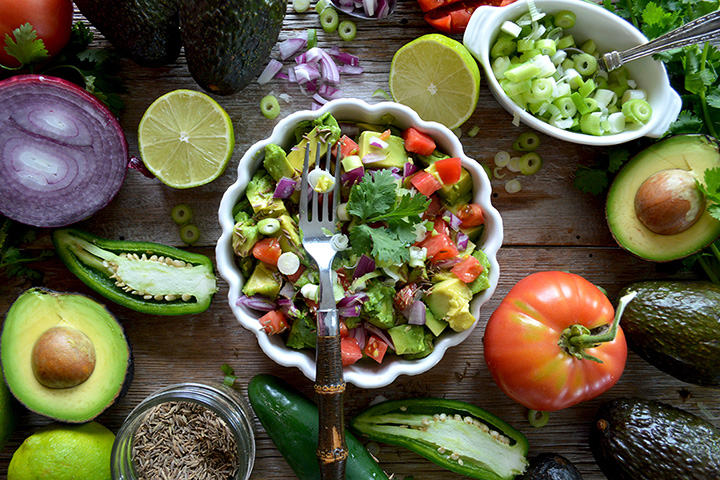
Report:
232,211,260,257
243,262,281,299
425,164,474,205
590,397,720,480
264,143,298,181
388,325,427,355
277,214,302,252
362,282,397,329
179,0,286,95
357,131,409,169
619,280,720,387
246,171,288,217
606,134,720,262
426,277,476,332
0,288,132,423
424,307,448,337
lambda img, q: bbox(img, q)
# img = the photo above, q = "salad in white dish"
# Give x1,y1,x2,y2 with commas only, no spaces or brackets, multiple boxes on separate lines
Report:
232,112,491,366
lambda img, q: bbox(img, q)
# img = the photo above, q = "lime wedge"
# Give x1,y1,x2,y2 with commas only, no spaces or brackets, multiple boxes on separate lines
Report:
390,34,481,130
138,89,234,189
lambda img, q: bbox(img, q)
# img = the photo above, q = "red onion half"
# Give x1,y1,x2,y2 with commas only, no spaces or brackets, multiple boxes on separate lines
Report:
0,75,128,228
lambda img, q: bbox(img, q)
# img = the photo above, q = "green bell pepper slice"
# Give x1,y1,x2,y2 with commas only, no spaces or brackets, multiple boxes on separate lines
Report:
52,228,217,315
349,398,529,480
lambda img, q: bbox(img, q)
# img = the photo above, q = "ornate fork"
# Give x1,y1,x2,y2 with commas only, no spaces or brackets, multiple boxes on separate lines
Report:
298,138,346,479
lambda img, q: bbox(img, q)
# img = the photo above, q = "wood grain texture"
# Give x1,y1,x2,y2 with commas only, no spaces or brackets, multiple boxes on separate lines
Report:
1,3,718,480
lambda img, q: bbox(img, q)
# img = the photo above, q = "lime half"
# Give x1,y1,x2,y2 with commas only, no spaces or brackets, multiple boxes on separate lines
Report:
390,34,481,130
138,89,234,189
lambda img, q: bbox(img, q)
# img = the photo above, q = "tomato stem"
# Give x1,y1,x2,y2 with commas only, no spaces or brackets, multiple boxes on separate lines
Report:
560,290,637,363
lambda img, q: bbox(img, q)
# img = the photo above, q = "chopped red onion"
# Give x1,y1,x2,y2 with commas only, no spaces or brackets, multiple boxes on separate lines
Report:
312,93,329,105
338,64,364,75
236,294,277,312
338,291,369,307
318,84,343,99
279,33,308,60
369,137,388,149
278,281,296,299
294,63,321,84
407,300,427,325
338,305,362,317
445,211,462,231
128,156,155,178
273,176,298,199
257,59,283,84
403,162,418,178
318,48,341,84
349,327,367,350
353,255,376,279
328,46,360,66
376,0,391,18
362,152,387,164
341,166,365,185
363,0,376,16
456,231,470,251
433,257,462,268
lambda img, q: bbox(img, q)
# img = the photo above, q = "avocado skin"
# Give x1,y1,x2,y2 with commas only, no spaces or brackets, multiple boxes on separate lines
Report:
619,280,720,387
73,0,182,67
518,453,583,480
590,397,720,480
180,0,287,95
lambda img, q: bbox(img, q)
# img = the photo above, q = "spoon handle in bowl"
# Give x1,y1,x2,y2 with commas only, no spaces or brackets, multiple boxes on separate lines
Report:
604,9,720,70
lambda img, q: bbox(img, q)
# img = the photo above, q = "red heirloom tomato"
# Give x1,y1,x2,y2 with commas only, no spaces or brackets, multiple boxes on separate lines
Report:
0,0,74,67
484,271,637,412
418,0,517,34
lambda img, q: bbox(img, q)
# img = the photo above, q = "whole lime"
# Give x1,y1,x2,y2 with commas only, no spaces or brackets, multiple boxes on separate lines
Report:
8,421,114,480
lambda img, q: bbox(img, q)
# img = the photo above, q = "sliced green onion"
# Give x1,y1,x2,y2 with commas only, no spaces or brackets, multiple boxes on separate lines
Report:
260,95,281,119
505,178,522,193
170,204,193,225
502,78,532,97
258,218,281,235
519,152,543,175
573,53,597,76
507,156,521,173
492,56,512,79
580,39,597,55
220,364,237,386
315,0,330,13
556,34,575,50
528,409,550,428
531,78,555,102
514,131,540,151
501,20,522,37
278,252,301,275
553,96,577,118
491,34,517,58
517,38,535,52
320,7,339,32
594,88,617,108
554,10,576,29
307,28,317,49
338,20,356,41
621,88,646,104
505,62,541,83
493,166,507,179
622,98,652,124
372,88,392,101
578,78,596,98
535,38,556,56
494,150,511,167
580,111,604,135
467,125,481,137
607,111,626,133
293,0,311,12
179,224,201,245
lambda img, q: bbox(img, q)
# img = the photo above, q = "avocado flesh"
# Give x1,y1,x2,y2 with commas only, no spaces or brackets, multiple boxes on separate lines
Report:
1,288,131,423
606,134,720,262
619,280,720,387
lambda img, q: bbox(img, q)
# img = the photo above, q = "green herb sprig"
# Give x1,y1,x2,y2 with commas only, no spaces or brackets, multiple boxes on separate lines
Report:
0,216,53,283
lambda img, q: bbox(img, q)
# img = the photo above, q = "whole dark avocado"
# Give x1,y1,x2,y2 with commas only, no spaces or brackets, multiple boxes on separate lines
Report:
619,280,720,387
590,397,720,480
180,0,287,95
518,453,583,480
73,0,182,66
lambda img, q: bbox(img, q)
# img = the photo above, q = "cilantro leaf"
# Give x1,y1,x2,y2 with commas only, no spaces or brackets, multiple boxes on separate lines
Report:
347,170,396,220
0,216,53,283
699,167,720,221
3,23,49,67
573,166,609,195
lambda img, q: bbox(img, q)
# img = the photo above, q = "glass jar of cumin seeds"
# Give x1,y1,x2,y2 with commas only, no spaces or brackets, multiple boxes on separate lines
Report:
111,382,255,480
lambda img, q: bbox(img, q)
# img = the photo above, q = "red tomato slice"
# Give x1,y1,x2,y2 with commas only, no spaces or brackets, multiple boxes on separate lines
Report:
339,320,349,338
433,217,450,237
422,0,517,34
456,203,485,228
259,310,289,335
409,171,443,197
402,127,437,156
434,157,462,185
420,233,458,262
451,255,484,283
334,134,359,157
341,337,363,367
253,237,282,266
364,335,389,364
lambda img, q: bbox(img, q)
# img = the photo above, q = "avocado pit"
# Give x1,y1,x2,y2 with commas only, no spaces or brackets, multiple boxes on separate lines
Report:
634,168,705,235
31,326,96,389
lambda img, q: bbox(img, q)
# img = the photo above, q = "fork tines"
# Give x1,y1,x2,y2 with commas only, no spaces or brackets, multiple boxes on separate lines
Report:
299,139,343,226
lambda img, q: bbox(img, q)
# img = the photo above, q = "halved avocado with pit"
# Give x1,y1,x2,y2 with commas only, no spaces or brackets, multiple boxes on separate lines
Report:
606,134,720,262
1,288,132,423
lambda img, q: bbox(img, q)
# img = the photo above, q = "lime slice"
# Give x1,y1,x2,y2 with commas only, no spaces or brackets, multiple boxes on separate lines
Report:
138,89,234,189
390,34,481,130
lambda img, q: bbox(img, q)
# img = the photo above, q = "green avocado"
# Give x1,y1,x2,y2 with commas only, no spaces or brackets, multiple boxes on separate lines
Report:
362,282,396,329
0,288,132,423
432,166,473,205
357,131,408,169
388,325,427,355
606,134,720,262
246,171,288,218
426,276,475,332
180,0,287,95
243,263,281,299
618,280,720,387
264,144,297,182
590,397,720,480
73,0,182,67
277,214,302,252
232,212,260,257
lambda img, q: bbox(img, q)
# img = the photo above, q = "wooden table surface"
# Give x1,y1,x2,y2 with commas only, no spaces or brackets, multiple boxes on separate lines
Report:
2,2,718,479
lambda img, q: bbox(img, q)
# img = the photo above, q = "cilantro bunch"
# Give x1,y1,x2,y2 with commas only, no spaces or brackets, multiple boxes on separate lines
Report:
0,216,53,283
346,170,430,264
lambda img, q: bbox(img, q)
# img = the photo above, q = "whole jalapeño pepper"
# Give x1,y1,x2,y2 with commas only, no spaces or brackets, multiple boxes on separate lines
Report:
350,397,529,479
52,228,218,315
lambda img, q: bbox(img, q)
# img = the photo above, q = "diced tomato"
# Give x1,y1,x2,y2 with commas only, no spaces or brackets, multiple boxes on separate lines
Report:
421,0,517,34
334,134,359,157
364,335,389,364
434,157,462,185
409,171,443,197
451,255,485,283
394,283,420,312
341,337,363,367
420,233,459,262
379,129,391,141
339,320,349,338
402,127,436,156
259,310,289,335
287,264,307,283
253,237,282,266
433,217,450,237
456,203,485,228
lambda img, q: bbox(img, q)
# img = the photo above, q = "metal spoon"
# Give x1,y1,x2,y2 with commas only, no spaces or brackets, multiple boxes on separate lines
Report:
565,9,720,71
330,0,397,19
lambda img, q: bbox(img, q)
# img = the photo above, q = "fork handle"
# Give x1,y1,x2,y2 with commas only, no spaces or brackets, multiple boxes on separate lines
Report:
315,323,347,479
